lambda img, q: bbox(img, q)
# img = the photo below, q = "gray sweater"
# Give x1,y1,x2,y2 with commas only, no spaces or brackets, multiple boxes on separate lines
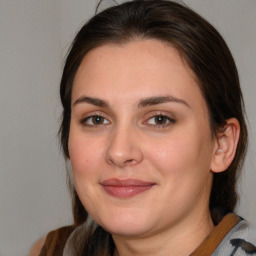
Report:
213,219,256,255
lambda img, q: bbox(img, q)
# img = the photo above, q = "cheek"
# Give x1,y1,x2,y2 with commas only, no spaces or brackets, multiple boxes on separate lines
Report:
145,134,193,166
68,128,104,179
68,130,105,207
144,127,213,180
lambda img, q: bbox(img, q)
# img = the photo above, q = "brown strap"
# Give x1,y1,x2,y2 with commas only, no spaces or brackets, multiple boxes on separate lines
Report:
191,213,241,256
39,226,75,256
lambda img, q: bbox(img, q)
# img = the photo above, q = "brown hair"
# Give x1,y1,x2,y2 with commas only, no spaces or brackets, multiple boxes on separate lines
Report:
59,0,247,253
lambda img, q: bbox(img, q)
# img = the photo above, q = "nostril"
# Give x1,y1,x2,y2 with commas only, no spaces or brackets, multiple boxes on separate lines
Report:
124,159,136,165
106,157,138,167
107,159,115,165
105,135,144,167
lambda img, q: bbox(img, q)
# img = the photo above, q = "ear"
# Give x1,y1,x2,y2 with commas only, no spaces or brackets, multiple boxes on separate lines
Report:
210,118,240,173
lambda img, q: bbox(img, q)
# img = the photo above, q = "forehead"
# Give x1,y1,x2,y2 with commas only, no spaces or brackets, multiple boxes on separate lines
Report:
72,39,205,110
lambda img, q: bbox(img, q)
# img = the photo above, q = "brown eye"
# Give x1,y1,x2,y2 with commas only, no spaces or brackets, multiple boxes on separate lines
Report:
81,115,110,126
92,116,104,124
146,114,175,127
154,115,168,124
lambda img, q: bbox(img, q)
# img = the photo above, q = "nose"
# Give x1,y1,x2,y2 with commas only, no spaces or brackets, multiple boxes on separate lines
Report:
105,125,143,168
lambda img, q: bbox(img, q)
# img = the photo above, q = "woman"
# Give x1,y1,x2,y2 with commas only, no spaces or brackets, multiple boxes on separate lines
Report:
40,0,256,255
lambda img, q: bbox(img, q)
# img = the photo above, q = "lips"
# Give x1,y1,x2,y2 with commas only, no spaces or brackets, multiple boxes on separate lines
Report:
100,179,155,198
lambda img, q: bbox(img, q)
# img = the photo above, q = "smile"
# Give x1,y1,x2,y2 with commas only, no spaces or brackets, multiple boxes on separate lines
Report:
100,179,155,198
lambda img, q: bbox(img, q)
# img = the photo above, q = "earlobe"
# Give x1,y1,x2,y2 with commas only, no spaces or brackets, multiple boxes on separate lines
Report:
210,118,240,173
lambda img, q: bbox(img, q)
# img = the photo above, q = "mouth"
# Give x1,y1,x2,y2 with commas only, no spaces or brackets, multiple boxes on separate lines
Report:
100,179,155,198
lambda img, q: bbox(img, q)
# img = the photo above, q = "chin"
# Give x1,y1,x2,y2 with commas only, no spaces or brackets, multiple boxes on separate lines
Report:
104,223,150,238
96,210,154,237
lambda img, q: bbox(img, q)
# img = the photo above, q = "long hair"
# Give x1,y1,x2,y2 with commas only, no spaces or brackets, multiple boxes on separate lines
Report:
59,0,247,254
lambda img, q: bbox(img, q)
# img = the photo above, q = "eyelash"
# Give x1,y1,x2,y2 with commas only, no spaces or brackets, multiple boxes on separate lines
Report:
144,114,176,128
80,113,176,128
80,114,110,127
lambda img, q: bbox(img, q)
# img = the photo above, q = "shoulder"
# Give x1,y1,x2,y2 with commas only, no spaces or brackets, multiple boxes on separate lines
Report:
29,236,46,256
213,218,256,255
39,225,75,256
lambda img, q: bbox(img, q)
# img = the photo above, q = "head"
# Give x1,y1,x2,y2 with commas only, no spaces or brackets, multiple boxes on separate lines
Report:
59,0,247,227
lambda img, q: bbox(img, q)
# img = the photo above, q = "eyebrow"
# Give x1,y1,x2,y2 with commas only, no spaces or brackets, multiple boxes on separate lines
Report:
73,96,109,108
138,95,190,108
73,95,190,108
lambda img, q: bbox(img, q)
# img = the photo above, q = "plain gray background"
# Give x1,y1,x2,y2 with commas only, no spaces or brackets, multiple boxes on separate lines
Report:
0,1,255,255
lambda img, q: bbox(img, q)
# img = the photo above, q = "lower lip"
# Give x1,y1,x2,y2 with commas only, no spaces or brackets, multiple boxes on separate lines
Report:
102,185,154,198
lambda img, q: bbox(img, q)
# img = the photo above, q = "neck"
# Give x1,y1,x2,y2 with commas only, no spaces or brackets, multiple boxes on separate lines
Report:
112,210,214,256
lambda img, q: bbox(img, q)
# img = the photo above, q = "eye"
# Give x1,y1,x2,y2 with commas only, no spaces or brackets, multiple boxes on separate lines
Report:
146,114,175,127
81,115,110,126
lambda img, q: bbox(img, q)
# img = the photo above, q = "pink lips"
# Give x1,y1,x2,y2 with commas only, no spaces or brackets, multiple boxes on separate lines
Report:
100,179,155,198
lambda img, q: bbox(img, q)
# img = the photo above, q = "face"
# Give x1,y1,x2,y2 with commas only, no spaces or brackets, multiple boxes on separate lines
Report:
69,39,217,238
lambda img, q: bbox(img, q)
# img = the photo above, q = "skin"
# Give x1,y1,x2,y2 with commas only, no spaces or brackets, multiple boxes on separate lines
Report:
29,236,46,256
68,39,238,256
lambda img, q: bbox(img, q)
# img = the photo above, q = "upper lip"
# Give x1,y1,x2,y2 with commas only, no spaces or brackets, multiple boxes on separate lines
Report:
100,179,155,186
